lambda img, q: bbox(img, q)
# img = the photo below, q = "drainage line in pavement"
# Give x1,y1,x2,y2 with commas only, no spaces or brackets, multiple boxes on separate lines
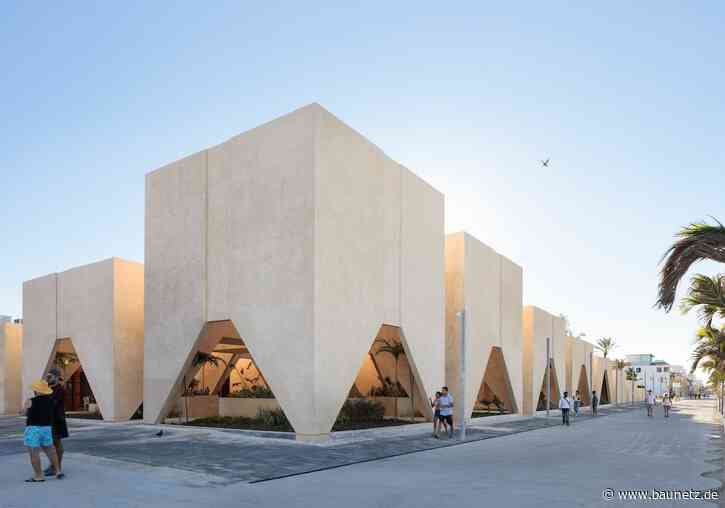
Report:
250,407,636,484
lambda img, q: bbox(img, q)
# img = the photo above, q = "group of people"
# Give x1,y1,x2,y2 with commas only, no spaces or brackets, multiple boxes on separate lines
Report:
431,386,454,438
22,368,69,483
558,390,600,426
645,390,673,418
558,388,674,425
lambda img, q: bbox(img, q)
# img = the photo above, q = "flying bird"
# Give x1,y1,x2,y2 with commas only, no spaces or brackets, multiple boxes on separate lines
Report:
540,158,550,167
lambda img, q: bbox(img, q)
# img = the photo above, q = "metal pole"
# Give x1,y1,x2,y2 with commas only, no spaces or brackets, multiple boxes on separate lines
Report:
458,310,466,440
546,337,551,419
589,352,593,406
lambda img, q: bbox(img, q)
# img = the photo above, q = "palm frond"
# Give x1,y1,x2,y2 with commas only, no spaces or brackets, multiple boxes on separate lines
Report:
679,273,725,327
192,351,225,368
373,338,406,358
690,326,725,373
595,337,616,358
656,218,725,311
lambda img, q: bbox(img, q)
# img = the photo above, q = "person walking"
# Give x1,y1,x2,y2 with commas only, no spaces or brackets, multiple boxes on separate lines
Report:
431,391,442,438
438,386,454,438
573,390,581,417
662,393,672,418
559,391,571,426
646,390,655,417
23,380,64,482
591,390,599,416
44,369,69,476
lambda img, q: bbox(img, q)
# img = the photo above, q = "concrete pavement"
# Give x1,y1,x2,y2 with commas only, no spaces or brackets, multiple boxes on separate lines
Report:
0,400,720,507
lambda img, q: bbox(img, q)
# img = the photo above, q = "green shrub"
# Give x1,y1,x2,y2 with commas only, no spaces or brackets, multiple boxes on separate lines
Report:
256,408,290,427
336,399,385,424
368,379,408,397
229,386,275,399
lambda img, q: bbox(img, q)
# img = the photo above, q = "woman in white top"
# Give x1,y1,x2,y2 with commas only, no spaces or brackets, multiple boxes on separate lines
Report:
662,394,672,417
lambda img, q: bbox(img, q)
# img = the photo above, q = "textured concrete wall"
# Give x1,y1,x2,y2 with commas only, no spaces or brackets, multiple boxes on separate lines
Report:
565,335,573,395
522,306,566,414
22,258,144,420
0,322,23,414
445,232,523,423
145,104,444,436
570,337,594,400
571,338,594,400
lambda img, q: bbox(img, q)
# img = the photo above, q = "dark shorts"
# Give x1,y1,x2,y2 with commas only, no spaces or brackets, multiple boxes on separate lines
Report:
433,410,441,420
52,418,69,440
440,414,453,425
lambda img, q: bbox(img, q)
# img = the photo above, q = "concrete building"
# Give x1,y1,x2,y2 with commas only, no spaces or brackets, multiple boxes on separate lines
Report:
22,258,144,421
522,306,565,414
444,232,523,424
144,104,445,439
625,354,675,396
0,318,22,414
565,334,594,405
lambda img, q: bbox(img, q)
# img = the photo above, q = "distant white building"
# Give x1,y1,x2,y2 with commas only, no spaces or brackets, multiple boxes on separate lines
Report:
625,354,674,396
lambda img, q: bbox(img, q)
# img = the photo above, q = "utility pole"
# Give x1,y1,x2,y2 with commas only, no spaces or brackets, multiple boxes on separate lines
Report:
546,337,551,420
588,351,593,405
458,309,466,440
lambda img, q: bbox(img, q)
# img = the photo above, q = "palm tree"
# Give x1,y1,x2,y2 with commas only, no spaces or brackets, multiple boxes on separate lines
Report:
690,325,725,414
690,326,725,374
192,352,224,390
679,274,725,328
596,338,616,358
656,219,725,312
374,338,407,420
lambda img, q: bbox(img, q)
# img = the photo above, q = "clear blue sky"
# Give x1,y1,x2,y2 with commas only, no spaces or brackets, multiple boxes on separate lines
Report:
2,2,723,374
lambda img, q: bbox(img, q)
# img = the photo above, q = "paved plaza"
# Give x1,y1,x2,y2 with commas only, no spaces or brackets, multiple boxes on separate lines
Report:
0,400,722,507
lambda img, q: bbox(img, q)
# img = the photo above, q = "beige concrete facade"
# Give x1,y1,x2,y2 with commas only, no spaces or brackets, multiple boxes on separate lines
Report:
444,232,523,423
522,306,566,415
0,320,23,414
144,104,445,437
566,335,594,404
22,258,144,421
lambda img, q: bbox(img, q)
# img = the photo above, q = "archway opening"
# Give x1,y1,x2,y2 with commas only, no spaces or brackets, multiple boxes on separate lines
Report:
601,371,611,405
46,338,102,419
335,325,429,431
536,359,561,411
576,365,591,405
165,320,292,431
473,347,517,417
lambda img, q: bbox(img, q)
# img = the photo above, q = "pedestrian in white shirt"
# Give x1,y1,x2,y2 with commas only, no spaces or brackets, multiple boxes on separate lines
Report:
438,386,454,438
559,391,571,426
646,390,655,417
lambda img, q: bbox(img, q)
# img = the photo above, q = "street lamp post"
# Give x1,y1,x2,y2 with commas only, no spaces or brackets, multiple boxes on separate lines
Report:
458,309,466,440
546,337,551,420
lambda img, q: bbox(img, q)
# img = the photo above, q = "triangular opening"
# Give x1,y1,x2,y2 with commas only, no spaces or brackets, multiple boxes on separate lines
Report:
601,371,611,405
163,320,292,432
536,359,561,411
576,365,591,405
45,338,102,419
473,347,517,417
334,324,429,431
